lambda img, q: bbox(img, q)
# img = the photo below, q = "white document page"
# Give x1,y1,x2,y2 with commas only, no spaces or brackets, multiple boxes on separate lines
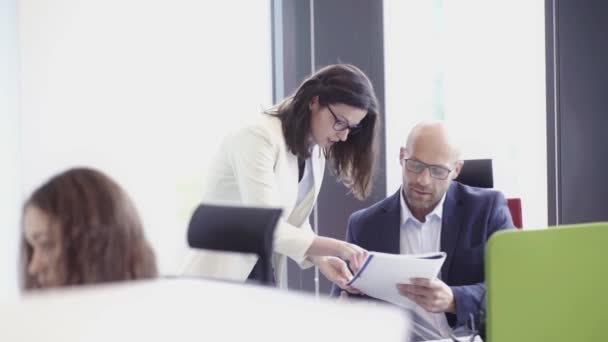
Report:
347,251,447,308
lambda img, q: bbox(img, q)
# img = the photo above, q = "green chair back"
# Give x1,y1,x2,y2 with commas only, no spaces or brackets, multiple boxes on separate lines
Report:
486,222,608,341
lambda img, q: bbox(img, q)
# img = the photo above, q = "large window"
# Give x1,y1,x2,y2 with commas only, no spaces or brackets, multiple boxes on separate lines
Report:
0,0,20,300
384,0,547,229
17,0,272,284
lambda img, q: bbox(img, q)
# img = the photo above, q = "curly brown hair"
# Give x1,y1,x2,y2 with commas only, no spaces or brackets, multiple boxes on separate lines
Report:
21,167,157,289
268,64,380,200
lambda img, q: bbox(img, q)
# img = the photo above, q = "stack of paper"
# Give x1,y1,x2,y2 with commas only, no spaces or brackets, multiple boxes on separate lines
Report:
347,251,447,308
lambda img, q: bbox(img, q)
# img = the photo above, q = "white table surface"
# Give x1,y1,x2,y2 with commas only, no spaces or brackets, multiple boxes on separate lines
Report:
1,277,410,342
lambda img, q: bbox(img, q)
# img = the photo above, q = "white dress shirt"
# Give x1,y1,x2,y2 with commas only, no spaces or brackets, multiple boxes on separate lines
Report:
399,187,452,340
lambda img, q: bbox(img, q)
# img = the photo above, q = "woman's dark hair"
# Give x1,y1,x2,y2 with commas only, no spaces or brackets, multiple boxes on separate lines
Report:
21,167,157,289
268,64,380,200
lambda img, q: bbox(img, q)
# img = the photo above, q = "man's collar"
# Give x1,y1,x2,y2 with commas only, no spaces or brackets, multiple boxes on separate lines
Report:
399,186,446,225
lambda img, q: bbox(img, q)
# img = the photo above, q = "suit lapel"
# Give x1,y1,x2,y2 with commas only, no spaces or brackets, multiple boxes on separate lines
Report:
286,146,324,227
440,183,464,280
380,190,401,254
310,145,325,201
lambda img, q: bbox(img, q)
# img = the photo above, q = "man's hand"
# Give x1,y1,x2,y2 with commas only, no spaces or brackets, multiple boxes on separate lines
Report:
396,278,455,313
312,256,360,294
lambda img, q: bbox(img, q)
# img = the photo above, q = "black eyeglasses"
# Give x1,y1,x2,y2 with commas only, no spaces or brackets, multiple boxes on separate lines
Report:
403,159,453,180
327,105,363,134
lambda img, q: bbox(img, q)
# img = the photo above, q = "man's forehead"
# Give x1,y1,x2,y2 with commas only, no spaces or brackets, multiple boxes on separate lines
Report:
407,142,454,165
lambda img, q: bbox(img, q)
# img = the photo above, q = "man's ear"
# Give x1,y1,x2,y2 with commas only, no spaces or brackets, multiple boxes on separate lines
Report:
451,160,464,179
399,147,408,165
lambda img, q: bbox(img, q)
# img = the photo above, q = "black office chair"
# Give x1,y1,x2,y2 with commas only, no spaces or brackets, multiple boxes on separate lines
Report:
455,159,523,228
454,159,493,188
186,204,282,285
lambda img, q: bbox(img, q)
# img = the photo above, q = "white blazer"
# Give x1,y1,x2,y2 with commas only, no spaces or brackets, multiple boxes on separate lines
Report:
181,114,325,287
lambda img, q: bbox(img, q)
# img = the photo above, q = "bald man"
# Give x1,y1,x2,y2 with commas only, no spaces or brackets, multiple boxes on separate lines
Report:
332,121,514,341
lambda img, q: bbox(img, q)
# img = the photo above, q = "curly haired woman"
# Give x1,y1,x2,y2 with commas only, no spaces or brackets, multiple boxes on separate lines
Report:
21,167,157,289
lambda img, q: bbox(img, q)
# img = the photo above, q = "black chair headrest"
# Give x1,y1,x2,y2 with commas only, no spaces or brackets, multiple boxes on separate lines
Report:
187,204,282,257
454,159,493,188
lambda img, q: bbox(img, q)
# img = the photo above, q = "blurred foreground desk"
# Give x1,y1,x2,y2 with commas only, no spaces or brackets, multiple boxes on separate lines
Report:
0,278,409,341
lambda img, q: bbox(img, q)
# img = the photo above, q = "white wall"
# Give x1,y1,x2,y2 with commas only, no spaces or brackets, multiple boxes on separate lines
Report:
384,0,547,229
18,0,272,280
0,0,20,300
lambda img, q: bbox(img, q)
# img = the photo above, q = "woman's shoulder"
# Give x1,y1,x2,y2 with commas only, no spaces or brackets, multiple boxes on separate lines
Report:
233,113,283,141
222,113,284,150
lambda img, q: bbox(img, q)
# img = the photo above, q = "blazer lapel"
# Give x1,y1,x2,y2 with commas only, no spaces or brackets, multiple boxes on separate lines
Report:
440,183,464,280
380,190,401,254
310,145,325,200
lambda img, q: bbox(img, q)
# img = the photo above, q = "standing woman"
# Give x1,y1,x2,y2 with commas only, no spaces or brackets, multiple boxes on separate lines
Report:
182,64,380,289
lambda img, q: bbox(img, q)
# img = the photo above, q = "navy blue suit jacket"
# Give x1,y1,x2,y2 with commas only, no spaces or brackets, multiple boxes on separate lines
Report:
331,182,514,326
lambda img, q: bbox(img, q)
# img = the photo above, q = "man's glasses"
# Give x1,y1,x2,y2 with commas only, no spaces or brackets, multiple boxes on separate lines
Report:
403,159,453,180
327,105,363,134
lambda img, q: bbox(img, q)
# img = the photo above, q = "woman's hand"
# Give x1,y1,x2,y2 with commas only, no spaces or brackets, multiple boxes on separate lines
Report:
306,236,368,272
311,256,360,294
335,241,368,273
